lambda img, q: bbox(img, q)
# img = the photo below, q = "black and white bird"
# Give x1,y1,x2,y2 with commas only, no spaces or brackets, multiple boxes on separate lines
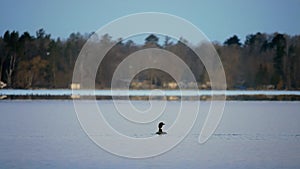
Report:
156,122,167,135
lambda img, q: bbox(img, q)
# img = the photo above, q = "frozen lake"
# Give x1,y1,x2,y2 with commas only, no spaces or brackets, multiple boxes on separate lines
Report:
0,100,299,169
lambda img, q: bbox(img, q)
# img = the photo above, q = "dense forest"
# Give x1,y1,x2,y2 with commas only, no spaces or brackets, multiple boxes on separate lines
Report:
0,29,299,90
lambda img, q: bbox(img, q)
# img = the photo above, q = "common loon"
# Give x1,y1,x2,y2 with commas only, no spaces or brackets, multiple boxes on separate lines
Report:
156,122,167,135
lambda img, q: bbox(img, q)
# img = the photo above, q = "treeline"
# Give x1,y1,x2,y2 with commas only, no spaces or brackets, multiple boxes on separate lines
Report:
0,29,87,88
0,29,299,89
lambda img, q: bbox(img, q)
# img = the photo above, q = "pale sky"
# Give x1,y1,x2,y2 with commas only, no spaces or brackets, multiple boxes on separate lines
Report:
1,0,299,43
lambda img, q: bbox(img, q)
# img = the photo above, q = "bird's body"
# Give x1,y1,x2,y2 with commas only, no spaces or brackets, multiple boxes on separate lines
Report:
156,122,167,135
156,131,167,135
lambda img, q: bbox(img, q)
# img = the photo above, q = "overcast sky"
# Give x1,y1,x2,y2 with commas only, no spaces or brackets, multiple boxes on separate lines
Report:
1,0,299,43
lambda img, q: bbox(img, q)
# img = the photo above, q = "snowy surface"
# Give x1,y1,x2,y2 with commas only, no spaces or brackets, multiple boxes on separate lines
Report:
0,100,299,169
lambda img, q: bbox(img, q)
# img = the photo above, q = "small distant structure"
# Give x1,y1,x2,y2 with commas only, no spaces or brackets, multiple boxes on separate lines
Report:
0,81,7,100
70,83,80,90
130,81,143,89
167,82,178,89
168,96,179,101
0,81,7,89
259,84,275,90
266,85,275,90
199,81,211,89
70,83,81,99
187,82,198,88
70,95,80,99
0,95,7,100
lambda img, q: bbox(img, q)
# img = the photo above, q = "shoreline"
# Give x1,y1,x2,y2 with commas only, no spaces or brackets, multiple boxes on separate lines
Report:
1,89,300,101
1,95,300,101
